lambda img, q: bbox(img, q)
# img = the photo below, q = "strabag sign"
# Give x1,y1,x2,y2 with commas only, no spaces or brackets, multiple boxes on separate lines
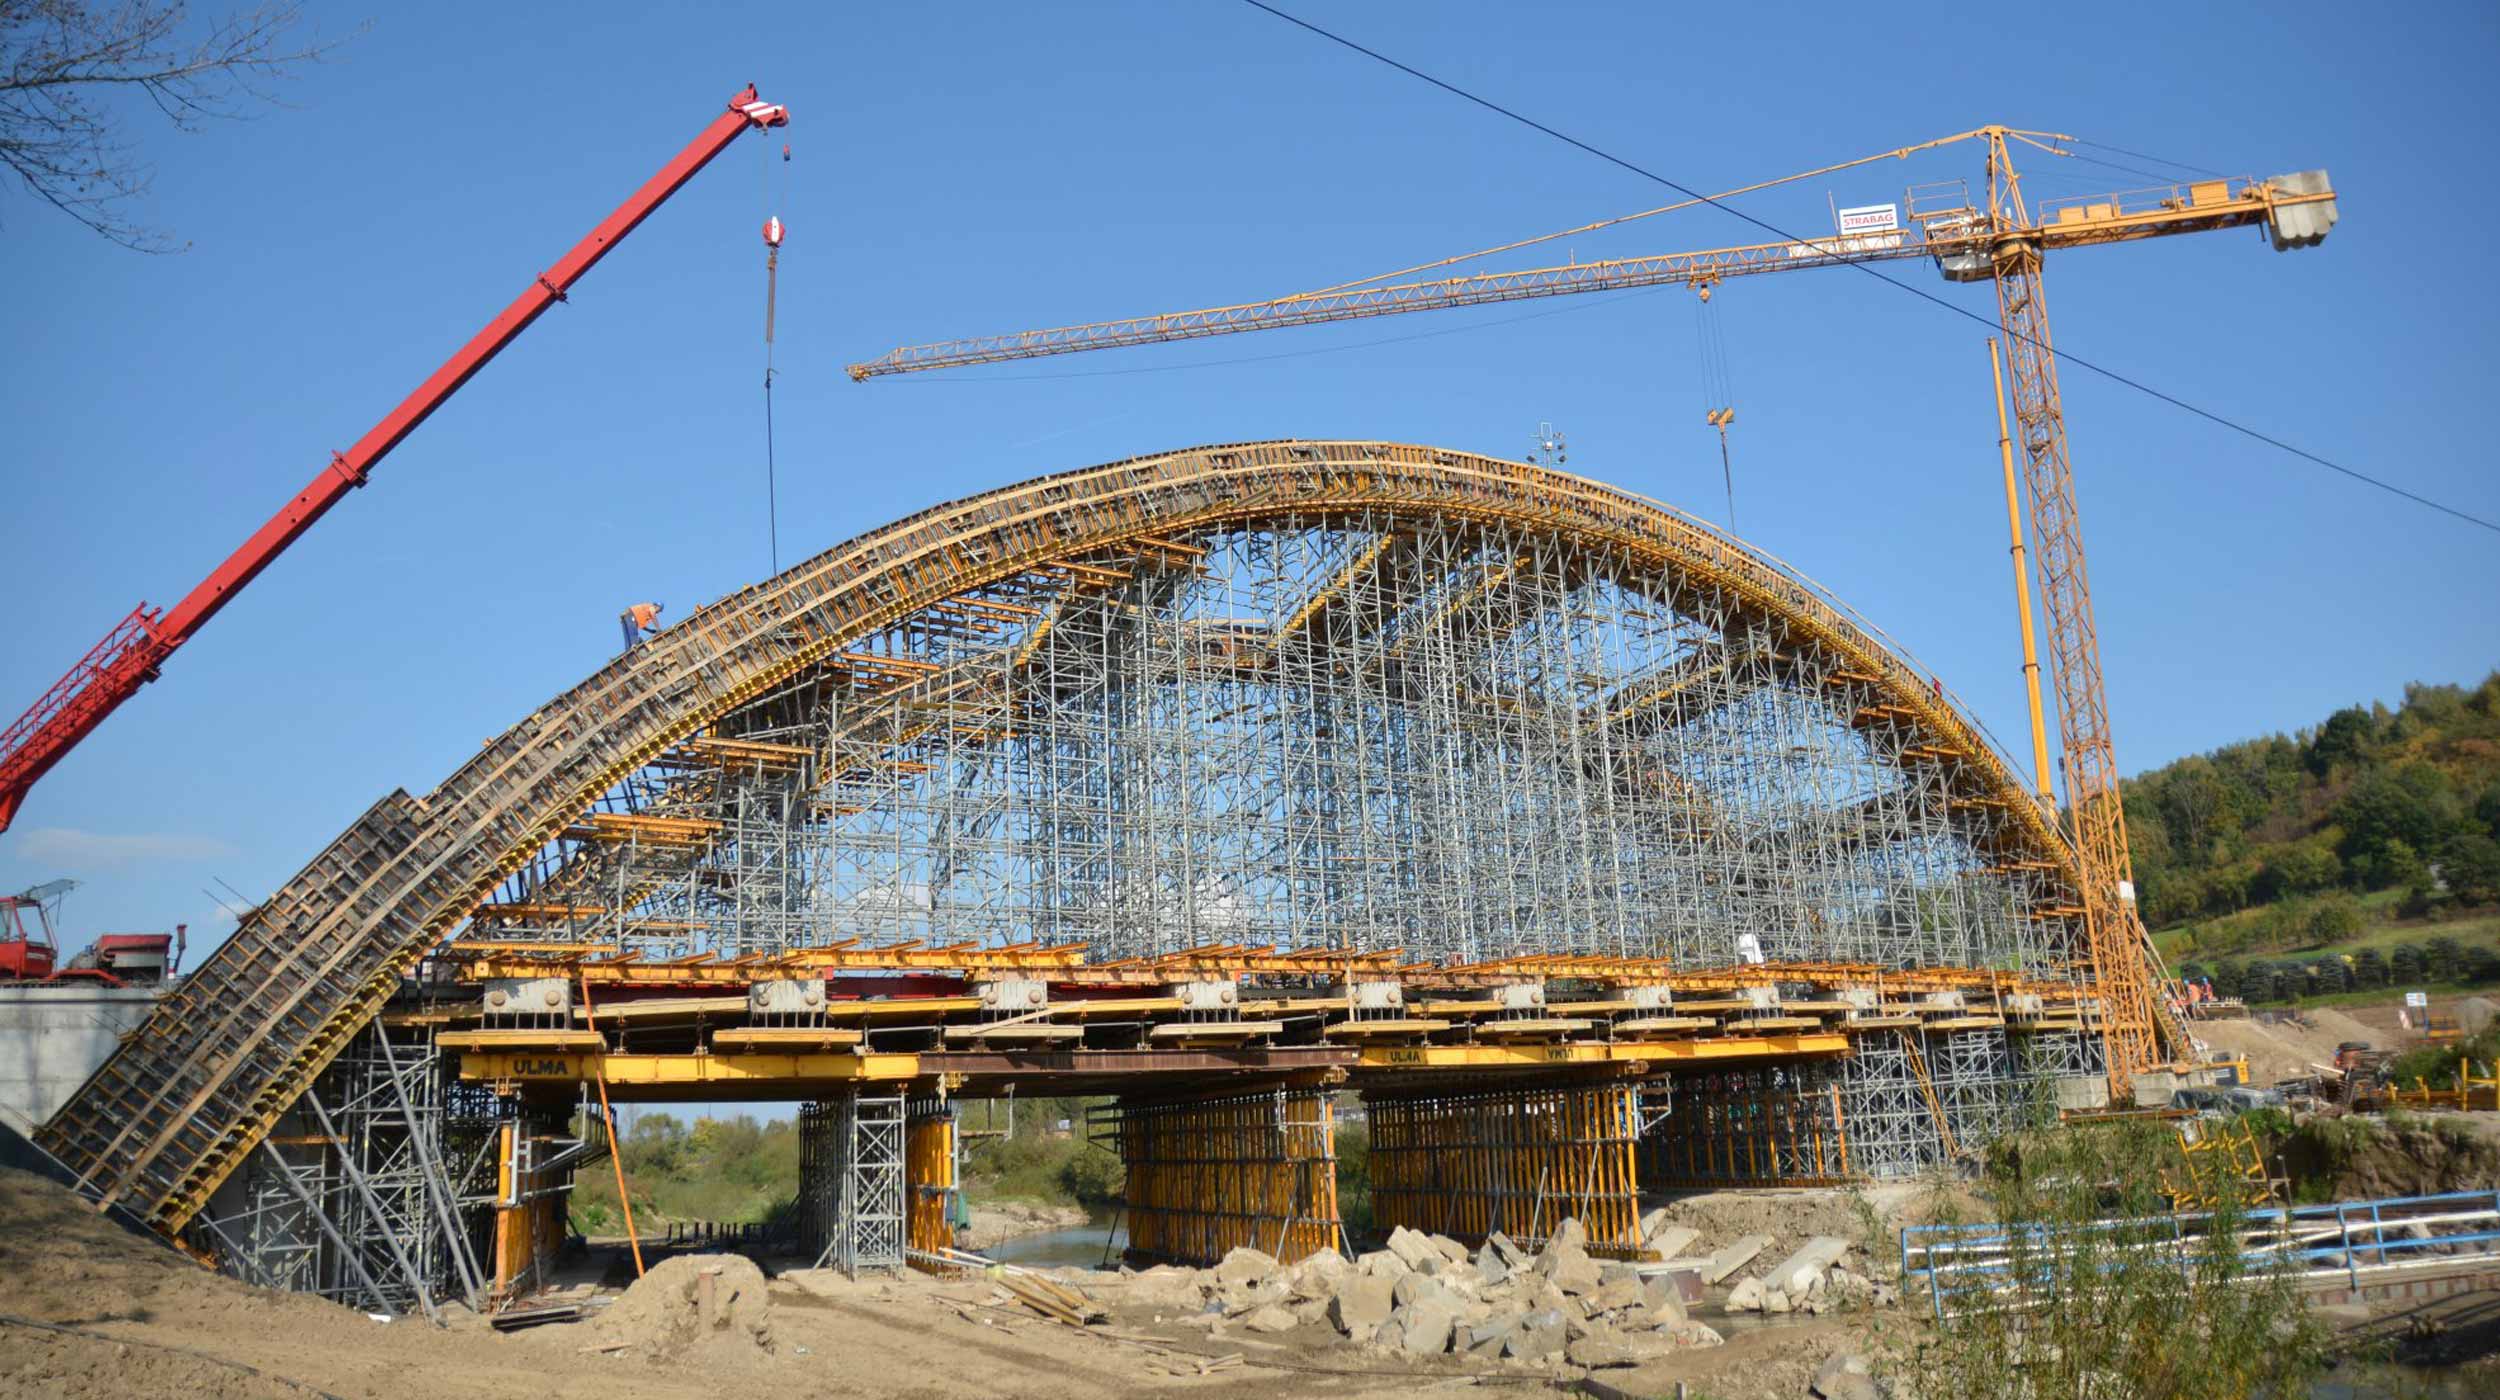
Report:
1837,203,1900,235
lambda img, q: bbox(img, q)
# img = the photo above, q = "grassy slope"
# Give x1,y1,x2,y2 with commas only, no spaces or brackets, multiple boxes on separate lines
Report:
2156,890,2500,964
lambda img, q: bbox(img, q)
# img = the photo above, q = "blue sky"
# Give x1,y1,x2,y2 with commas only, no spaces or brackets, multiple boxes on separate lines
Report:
4,0,2494,957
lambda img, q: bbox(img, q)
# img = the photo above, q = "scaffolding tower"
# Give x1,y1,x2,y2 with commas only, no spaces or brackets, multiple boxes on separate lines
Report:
800,1093,906,1277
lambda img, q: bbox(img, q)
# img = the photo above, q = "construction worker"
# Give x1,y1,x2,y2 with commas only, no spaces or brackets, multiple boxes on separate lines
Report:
619,601,664,650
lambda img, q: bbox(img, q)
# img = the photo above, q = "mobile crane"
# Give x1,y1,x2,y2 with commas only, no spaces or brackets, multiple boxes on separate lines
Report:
0,86,790,833
846,126,2340,1092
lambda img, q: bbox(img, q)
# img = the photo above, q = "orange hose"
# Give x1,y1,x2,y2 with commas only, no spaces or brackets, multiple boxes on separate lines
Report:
577,977,645,1278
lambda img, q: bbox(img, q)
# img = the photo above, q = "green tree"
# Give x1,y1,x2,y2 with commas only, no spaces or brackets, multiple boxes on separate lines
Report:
2307,705,2373,775
2336,765,2464,885
2211,961,2245,1001
2467,946,2500,986
2256,841,2341,902
2425,935,2466,984
2253,960,2291,1003
2351,947,2388,988
2376,838,2429,892
2305,893,2362,945
2444,833,2500,905
2391,943,2426,988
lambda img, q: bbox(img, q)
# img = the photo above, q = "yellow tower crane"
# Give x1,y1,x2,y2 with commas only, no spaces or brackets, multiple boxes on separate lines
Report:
846,127,2339,1095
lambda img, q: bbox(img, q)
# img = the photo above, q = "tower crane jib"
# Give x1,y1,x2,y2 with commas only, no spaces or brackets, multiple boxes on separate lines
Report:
846,127,2340,1096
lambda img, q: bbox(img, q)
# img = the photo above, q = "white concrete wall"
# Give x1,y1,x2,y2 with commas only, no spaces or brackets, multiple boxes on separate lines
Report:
0,984,159,1133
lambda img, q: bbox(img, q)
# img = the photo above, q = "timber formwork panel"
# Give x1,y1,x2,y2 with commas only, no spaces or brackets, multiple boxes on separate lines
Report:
39,441,2103,1238
1639,1065,1854,1187
1103,1089,1339,1267
1365,1082,1641,1255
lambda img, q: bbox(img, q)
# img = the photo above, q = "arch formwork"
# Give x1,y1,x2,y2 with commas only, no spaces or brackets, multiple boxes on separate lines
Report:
43,441,2111,1274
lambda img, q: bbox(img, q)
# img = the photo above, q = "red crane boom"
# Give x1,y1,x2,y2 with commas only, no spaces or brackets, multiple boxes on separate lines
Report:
0,86,789,832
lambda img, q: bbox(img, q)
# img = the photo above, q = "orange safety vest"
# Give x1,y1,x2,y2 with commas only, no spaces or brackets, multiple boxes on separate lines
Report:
627,602,662,629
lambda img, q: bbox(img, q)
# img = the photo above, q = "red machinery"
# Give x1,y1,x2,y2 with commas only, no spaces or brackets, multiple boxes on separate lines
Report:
0,879,180,986
0,86,790,832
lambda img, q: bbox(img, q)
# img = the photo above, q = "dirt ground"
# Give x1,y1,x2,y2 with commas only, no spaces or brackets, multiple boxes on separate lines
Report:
2190,1005,2392,1085
0,1166,1909,1400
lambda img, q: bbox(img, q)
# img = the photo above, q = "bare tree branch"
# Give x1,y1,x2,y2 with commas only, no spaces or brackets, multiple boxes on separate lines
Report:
1,1,355,251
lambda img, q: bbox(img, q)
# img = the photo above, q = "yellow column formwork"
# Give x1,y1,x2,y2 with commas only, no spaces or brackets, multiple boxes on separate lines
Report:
1364,1082,1643,1256
906,1105,957,1266
1112,1089,1339,1267
1637,1075,1854,1188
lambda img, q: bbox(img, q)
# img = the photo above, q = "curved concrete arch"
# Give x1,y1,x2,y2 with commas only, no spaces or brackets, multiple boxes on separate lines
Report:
43,440,2083,1233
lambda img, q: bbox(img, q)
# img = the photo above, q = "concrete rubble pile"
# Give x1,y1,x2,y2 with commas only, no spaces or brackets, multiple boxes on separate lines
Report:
1715,1234,1899,1317
1111,1217,1737,1367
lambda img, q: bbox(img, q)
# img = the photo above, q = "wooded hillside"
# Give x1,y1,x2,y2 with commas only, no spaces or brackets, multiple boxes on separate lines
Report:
2125,671,2500,930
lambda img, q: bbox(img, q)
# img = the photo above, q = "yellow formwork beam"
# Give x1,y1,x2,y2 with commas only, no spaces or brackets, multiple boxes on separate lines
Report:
459,1050,920,1088
1360,1033,1848,1070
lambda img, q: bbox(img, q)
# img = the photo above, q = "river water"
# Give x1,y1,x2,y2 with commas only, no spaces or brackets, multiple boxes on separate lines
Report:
982,1211,1128,1270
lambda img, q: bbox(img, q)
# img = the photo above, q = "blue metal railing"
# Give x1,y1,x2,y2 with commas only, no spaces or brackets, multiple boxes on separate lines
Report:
1899,1188,2500,1317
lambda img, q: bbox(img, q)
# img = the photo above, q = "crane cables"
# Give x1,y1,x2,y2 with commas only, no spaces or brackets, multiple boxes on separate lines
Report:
1692,285,1738,530
760,138,791,575
1235,0,2500,538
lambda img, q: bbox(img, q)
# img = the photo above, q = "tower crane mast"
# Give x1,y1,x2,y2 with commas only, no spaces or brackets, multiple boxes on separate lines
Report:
847,127,2340,1092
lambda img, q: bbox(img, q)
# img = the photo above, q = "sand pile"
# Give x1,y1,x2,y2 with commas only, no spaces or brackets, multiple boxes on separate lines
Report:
2192,1007,2385,1085
596,1254,774,1361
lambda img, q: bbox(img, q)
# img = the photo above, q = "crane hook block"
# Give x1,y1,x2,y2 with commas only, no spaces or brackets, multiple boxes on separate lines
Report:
763,216,785,249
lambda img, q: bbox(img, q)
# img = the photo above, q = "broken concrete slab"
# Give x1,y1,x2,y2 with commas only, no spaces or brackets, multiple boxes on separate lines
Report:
1589,1277,1644,1314
1486,1231,1527,1266
1640,1277,1687,1327
1700,1234,1771,1284
1463,1311,1521,1354
1566,1327,1673,1368
1330,1272,1396,1332
1386,1226,1440,1270
1396,1299,1457,1354
1213,1246,1278,1290
1643,1224,1700,1259
1764,1236,1850,1297
1475,1246,1511,1287
1724,1277,1764,1313
1504,1308,1567,1361
1241,1303,1297,1333
1541,1241,1602,1295
1392,1273,1453,1310
1357,1249,1409,1278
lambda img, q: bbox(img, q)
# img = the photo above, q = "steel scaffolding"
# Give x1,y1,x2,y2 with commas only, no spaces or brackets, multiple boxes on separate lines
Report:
474,512,2077,992
189,1021,490,1316
57,460,2122,1305
800,1093,906,1277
